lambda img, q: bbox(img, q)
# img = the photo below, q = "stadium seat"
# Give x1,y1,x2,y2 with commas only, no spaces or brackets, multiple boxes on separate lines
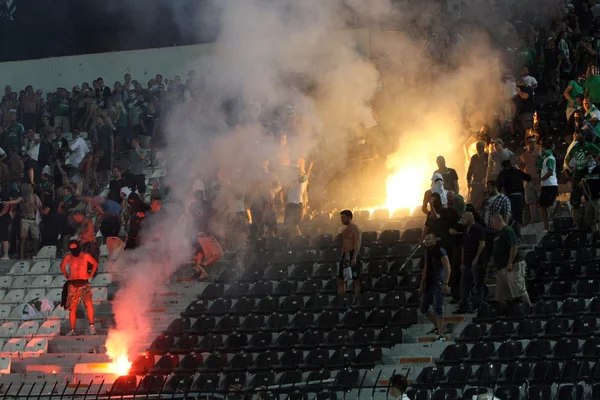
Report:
305,294,329,311
551,338,580,360
438,344,469,366
227,353,253,371
494,341,523,362
163,374,193,394
290,312,315,331
538,233,563,250
560,360,590,382
298,279,322,295
201,353,228,372
528,385,552,400
239,314,264,333
543,318,570,339
581,337,600,359
230,298,255,315
265,313,289,332
533,300,559,318
466,342,496,364
470,363,501,385
442,364,471,386
191,373,219,392
494,385,521,400
274,280,297,296
246,331,272,351
314,263,337,279
2,289,24,303
16,321,39,337
108,375,137,395
474,302,503,322
561,298,586,316
33,246,57,260
90,287,107,303
272,331,299,350
529,360,560,384
3,338,26,353
559,264,582,278
49,260,63,275
374,326,403,347
575,279,599,297
148,334,175,354
248,372,276,389
513,319,543,340
364,261,386,278
570,316,597,337
11,276,32,289
206,298,231,315
330,294,354,311
37,320,60,337
23,337,48,355
457,323,487,343
30,275,52,288
49,275,66,288
415,366,445,389
222,332,248,351
91,273,112,287
251,351,278,371
354,346,382,368
299,330,325,349
558,384,585,400
165,318,191,337
314,310,340,330
24,289,46,302
9,261,30,275
173,334,199,353
349,328,375,347
325,329,351,348
276,350,303,371
28,261,51,275
365,308,392,328
45,288,62,304
302,349,329,369
137,375,165,394
289,235,310,250
225,282,250,298
523,339,553,360
265,265,289,280
379,230,400,244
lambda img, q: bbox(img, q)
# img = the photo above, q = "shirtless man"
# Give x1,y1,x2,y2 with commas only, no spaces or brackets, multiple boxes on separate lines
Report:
60,240,98,336
191,232,224,281
72,210,99,260
338,210,362,297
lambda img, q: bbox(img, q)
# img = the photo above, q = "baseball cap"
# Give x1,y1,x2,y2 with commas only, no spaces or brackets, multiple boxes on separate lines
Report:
491,138,504,145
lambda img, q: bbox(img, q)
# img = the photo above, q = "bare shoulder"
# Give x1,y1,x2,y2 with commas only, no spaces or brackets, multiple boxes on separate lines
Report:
352,223,362,235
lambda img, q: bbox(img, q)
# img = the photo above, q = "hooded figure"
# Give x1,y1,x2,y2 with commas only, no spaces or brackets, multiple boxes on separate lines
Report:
431,173,448,206
125,192,150,250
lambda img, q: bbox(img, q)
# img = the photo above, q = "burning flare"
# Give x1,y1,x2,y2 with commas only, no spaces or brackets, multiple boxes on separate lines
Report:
106,330,132,376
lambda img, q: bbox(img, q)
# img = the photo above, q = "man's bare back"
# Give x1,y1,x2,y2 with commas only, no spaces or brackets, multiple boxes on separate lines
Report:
60,253,98,281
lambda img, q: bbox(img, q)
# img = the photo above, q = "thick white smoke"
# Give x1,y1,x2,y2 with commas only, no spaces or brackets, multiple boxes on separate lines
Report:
106,0,512,363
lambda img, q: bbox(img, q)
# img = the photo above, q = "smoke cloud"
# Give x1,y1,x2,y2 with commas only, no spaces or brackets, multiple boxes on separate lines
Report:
106,0,515,361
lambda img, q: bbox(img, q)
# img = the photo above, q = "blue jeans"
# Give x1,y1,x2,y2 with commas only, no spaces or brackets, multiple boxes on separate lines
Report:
460,258,485,309
420,282,444,317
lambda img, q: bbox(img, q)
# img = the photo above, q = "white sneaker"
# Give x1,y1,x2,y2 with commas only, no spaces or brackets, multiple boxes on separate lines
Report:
0,256,9,261
65,330,76,336
89,325,96,335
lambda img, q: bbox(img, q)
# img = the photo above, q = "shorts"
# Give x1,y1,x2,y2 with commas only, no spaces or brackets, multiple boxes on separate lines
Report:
570,184,583,208
495,261,528,302
100,215,121,238
524,182,541,205
338,251,361,280
539,186,559,208
419,283,444,317
127,174,146,194
284,203,303,226
20,218,39,239
66,281,92,310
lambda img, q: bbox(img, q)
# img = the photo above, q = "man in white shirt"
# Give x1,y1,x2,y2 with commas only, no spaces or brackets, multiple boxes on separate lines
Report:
285,158,312,236
388,374,409,400
67,129,89,168
521,67,538,93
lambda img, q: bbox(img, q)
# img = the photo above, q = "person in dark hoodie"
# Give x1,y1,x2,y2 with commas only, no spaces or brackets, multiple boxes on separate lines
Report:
125,192,150,250
496,159,532,238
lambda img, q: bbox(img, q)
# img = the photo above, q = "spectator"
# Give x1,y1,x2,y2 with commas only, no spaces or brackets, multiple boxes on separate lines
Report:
93,196,122,241
565,72,585,120
284,158,312,236
60,240,98,336
486,138,515,183
531,110,550,144
57,186,79,255
107,167,126,203
520,67,538,92
496,159,532,238
520,136,541,225
124,192,150,250
585,62,600,105
491,214,531,310
388,374,409,400
455,211,485,314
52,127,69,150
583,97,600,140
2,110,23,149
139,102,158,165
482,180,511,266
419,233,451,342
466,141,488,209
5,146,23,191
434,155,459,192
18,183,41,259
513,79,536,136
67,129,89,168
538,139,559,232
95,77,112,109
565,132,600,226
20,85,38,130
127,137,147,195
52,88,71,133
96,115,113,189
191,231,224,281
114,101,129,154
338,210,362,298
72,210,99,260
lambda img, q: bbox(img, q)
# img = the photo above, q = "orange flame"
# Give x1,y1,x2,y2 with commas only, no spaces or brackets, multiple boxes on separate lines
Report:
106,330,132,376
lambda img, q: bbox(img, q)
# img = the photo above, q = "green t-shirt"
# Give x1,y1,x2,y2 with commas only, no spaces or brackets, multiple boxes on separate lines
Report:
585,76,600,104
52,97,70,117
493,225,518,270
4,123,23,148
568,142,600,171
567,80,584,108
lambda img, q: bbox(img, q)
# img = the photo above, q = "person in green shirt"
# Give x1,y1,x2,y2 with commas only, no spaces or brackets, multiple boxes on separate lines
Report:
52,88,71,134
584,64,600,105
564,72,585,120
566,133,600,224
2,110,24,149
583,97,600,139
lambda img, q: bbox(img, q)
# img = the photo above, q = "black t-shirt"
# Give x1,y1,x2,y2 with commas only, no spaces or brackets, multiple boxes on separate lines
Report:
583,165,600,199
544,47,561,70
435,168,459,191
141,110,159,136
513,86,536,115
462,222,485,262
53,137,69,150
108,178,126,202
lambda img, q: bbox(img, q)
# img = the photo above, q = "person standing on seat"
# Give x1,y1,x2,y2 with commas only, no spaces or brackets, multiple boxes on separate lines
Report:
191,231,224,281
60,240,98,336
338,210,362,298
419,233,451,342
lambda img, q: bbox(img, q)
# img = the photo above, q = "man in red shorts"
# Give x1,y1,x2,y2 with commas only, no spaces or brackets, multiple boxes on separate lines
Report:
60,240,99,336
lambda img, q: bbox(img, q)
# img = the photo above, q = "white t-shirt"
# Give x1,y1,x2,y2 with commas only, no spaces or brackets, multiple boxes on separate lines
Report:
522,75,538,89
68,137,89,167
542,154,558,187
288,175,308,205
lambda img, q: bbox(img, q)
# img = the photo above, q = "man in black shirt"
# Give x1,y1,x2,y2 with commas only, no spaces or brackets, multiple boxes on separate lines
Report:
581,152,600,231
514,79,536,136
467,141,488,209
435,156,459,192
496,159,532,238
95,77,112,109
455,212,486,313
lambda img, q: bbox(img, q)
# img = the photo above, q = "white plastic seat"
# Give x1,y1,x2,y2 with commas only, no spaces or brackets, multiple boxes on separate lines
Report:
0,322,18,337
49,260,63,275
0,355,9,373
0,276,12,288
0,305,12,319
28,261,51,275
3,338,26,353
24,289,46,303
91,287,108,303
23,337,48,355
2,289,24,303
49,306,68,320
11,276,32,289
45,289,62,304
37,320,60,337
151,169,167,179
99,245,109,258
31,275,52,288
49,275,67,288
9,261,30,275
16,321,39,337
33,246,57,260
91,273,112,287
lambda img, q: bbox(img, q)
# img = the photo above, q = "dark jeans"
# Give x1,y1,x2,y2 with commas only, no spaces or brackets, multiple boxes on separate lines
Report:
508,193,524,238
483,231,496,268
460,257,485,310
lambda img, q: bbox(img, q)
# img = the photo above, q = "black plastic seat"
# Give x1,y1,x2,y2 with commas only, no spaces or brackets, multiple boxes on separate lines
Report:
529,360,560,384
148,334,175,354
290,264,314,281
278,370,303,385
391,307,417,327
576,248,596,262
525,249,547,268
365,308,392,328
249,281,274,297
494,385,520,400
302,349,329,369
431,388,460,400
196,333,223,353
463,388,490,400
137,375,165,394
538,233,563,250
349,328,375,348
334,368,359,390
469,363,501,385
190,316,215,335
437,343,468,366
255,296,279,314
513,319,543,340
238,314,264,333
222,333,248,351
474,302,503,323
246,331,272,350
501,362,531,384
576,279,600,297
314,263,337,279
191,373,219,392
442,364,471,386
401,228,422,244
415,366,445,389
198,283,224,300
242,265,265,282
290,312,315,331
543,318,570,339
558,384,585,400
549,248,571,263
227,353,253,371
581,337,600,359
305,294,329,311
280,295,304,313
528,385,552,400
560,360,590,382
584,263,600,278
252,351,279,371
276,350,304,371
322,277,339,294
129,354,155,375
372,275,398,292
313,234,333,249
375,326,403,347
163,374,193,393
457,323,487,343
486,321,514,341
223,372,246,391
200,353,227,372
533,300,559,318
272,331,299,349
570,316,597,337
495,341,523,362
379,229,400,244
364,261,386,278
274,280,297,296
265,312,289,331
339,310,365,329
298,279,322,295
109,376,137,395
214,315,240,333
365,244,389,260
559,264,581,279
289,235,310,250
561,298,586,316
330,294,354,310
564,231,588,247
165,318,191,336
389,242,412,258
173,334,199,353
225,282,251,298
151,354,179,375
315,310,340,330
265,264,289,280
552,338,580,360
587,297,600,316
533,265,555,280
388,259,412,276
466,342,496,364
380,290,406,308
354,346,382,368
299,330,325,349
177,354,203,373
523,339,552,360
206,298,231,316
182,299,209,317
325,329,351,348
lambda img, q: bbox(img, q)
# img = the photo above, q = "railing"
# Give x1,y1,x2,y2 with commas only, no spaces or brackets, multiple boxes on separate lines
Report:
0,369,403,400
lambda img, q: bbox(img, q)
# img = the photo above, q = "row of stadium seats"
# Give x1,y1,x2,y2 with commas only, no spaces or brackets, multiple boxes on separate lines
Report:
474,298,600,322
0,273,111,289
0,287,107,305
7,259,110,276
0,319,60,338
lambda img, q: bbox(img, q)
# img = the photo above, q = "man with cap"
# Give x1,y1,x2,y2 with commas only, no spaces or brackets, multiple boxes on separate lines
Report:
486,138,515,183
60,240,98,336
388,374,409,400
